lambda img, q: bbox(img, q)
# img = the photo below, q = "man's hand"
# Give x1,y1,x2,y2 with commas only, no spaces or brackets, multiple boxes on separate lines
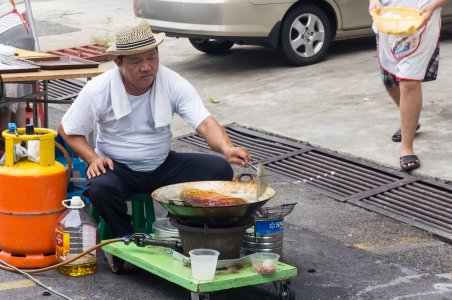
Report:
224,146,251,167
418,0,449,28
196,116,251,166
369,0,381,13
86,156,114,179
419,4,436,28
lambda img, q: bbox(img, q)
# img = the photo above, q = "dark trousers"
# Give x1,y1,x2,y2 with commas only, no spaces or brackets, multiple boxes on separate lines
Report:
83,151,233,237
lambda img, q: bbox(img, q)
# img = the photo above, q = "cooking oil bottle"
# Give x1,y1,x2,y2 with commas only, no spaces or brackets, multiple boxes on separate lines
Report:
56,196,98,276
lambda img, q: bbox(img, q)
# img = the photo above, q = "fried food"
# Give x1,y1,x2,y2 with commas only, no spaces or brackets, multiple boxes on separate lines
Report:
179,189,247,207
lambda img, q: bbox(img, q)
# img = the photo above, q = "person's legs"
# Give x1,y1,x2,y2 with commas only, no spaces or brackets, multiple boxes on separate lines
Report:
10,101,27,128
83,163,139,237
0,108,13,156
387,86,400,107
398,80,422,168
381,68,404,140
0,109,12,130
11,106,26,128
1,83,28,154
84,153,232,236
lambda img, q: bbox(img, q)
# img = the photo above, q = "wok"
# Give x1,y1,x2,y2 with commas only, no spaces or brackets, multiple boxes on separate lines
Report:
151,180,276,224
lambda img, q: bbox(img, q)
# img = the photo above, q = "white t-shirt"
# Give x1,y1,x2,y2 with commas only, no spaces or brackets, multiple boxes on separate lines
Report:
61,65,210,171
381,0,433,9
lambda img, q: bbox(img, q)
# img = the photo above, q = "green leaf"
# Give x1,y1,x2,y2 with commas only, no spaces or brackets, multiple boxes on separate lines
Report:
208,97,221,104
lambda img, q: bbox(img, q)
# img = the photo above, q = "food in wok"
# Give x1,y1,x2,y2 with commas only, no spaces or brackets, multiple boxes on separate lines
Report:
179,189,247,207
151,180,276,223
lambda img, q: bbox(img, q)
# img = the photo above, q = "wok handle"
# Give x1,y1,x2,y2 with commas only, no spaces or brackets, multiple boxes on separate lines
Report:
142,238,182,251
233,173,256,183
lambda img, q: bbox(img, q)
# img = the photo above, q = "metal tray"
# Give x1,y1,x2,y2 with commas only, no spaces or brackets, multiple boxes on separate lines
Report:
0,55,41,73
26,56,100,70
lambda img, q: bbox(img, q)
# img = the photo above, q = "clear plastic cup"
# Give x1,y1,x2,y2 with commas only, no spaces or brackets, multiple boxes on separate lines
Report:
189,249,220,281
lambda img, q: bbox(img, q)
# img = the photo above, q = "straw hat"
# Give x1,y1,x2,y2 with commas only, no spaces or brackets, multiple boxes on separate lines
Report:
106,20,165,55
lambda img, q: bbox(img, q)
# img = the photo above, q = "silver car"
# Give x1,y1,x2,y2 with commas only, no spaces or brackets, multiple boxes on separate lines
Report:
134,0,452,66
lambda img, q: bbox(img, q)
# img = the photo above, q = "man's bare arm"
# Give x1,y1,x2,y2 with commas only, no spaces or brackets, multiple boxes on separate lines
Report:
57,122,113,178
196,116,250,167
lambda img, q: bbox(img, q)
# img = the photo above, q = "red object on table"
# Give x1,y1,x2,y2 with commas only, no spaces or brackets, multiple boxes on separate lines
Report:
46,44,113,62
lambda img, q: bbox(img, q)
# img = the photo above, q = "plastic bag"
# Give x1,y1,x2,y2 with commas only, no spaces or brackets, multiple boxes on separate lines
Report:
0,144,28,166
0,43,17,56
27,140,40,163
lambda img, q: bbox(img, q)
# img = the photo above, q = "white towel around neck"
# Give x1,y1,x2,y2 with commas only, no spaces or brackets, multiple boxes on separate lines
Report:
110,65,172,128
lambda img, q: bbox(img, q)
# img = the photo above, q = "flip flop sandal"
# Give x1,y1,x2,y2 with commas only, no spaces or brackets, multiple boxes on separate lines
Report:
400,155,421,172
392,124,421,142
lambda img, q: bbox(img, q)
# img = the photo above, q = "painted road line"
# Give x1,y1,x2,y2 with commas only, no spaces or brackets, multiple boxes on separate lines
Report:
0,279,36,291
350,237,443,254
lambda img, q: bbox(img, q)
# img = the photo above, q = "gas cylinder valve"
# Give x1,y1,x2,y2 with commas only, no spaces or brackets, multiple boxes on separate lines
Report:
7,123,18,136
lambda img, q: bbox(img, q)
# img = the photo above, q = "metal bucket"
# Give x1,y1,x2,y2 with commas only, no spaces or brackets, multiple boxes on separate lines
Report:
241,218,284,257
170,218,253,259
152,218,180,240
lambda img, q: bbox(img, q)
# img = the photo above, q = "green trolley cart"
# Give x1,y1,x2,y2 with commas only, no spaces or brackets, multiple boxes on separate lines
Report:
102,240,297,300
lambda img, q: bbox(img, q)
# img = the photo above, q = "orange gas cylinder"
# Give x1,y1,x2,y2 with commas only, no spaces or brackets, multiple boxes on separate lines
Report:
0,128,67,268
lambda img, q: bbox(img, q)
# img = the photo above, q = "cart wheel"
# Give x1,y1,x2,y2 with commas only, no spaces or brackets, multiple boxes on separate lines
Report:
276,281,295,300
108,255,125,275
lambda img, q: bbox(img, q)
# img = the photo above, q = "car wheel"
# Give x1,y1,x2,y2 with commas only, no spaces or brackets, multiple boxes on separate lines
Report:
279,4,332,66
189,38,234,54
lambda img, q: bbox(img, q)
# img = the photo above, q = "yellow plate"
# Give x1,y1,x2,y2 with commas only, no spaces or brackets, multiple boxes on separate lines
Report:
370,7,424,35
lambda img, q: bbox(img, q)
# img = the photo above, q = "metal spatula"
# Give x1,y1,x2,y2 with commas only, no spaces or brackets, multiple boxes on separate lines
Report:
255,163,267,199
246,161,268,199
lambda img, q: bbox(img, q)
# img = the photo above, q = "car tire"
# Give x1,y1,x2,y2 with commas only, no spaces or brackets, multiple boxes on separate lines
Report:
279,4,332,66
189,38,234,54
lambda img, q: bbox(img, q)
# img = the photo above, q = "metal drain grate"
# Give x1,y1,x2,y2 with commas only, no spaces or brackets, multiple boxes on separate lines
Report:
177,124,452,241
265,149,408,202
177,124,307,164
350,180,452,241
39,79,85,101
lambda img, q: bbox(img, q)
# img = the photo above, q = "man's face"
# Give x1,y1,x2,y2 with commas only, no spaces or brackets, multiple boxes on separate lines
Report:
115,49,159,95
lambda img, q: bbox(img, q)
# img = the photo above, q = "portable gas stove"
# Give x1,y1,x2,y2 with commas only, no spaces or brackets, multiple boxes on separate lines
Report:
102,180,297,299
102,217,297,300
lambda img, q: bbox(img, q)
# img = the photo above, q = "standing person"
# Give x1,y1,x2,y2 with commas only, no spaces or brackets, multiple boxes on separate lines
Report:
0,0,35,156
369,0,448,172
57,20,251,238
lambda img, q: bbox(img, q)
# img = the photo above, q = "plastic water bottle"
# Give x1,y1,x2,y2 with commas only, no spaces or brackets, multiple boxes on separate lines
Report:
56,196,97,276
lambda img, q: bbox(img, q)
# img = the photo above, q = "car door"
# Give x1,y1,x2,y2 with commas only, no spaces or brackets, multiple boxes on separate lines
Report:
333,0,372,30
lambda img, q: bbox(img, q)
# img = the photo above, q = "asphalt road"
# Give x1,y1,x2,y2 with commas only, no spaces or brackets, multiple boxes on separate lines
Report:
0,1,451,299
